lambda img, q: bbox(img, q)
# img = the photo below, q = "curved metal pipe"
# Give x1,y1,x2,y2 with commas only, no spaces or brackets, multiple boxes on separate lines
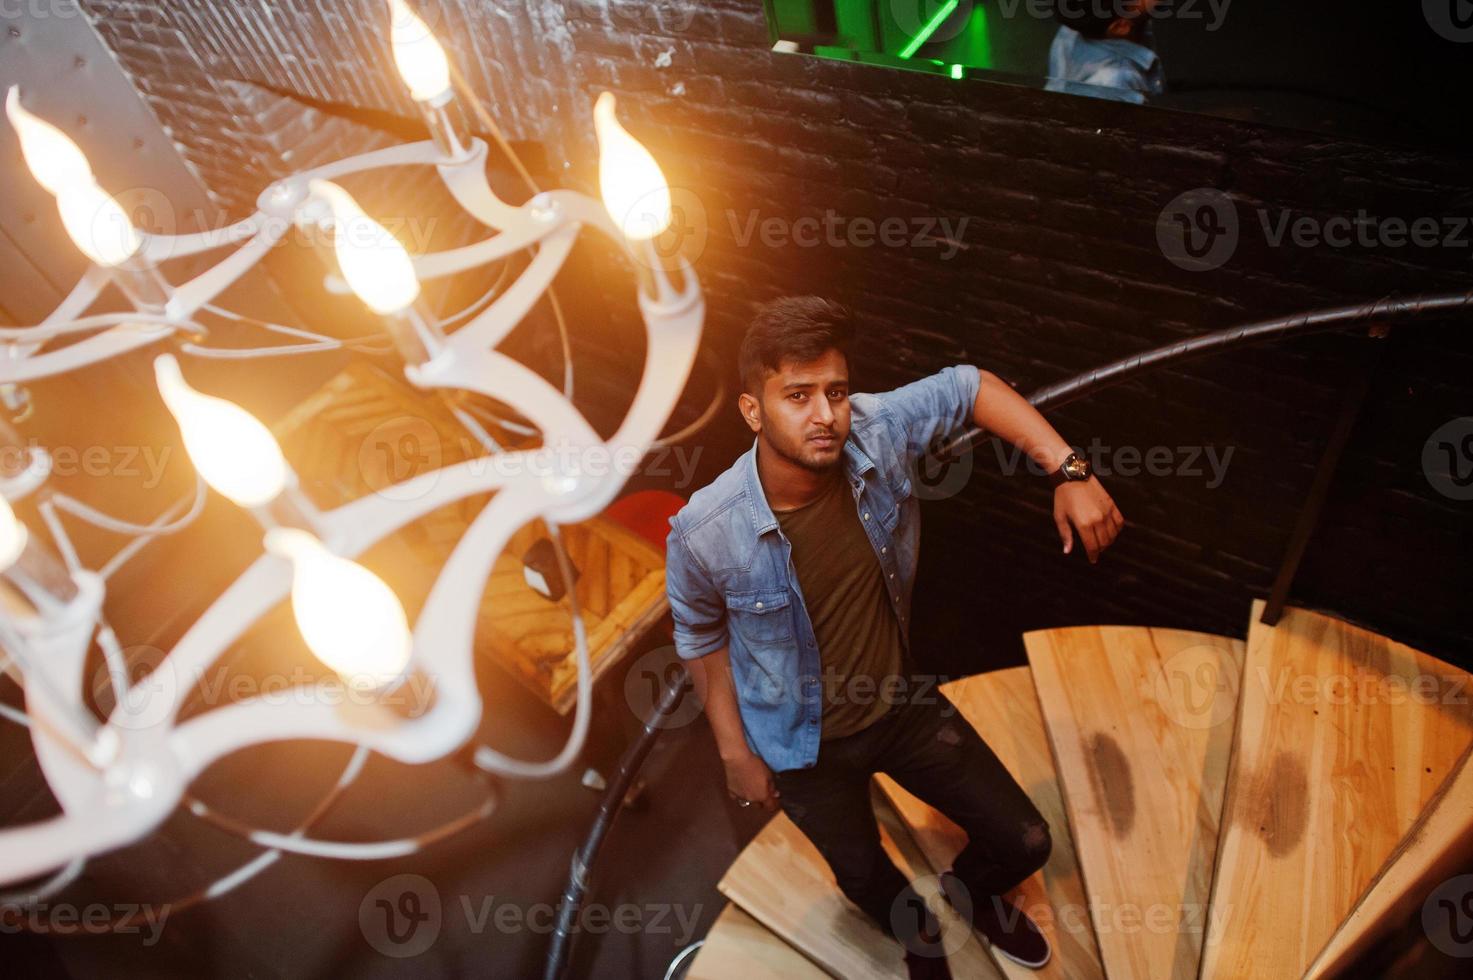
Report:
544,664,693,980
937,289,1473,460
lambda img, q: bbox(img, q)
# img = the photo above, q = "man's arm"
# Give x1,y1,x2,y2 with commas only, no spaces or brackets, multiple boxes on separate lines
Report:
972,369,1125,563
664,520,779,810
686,646,779,811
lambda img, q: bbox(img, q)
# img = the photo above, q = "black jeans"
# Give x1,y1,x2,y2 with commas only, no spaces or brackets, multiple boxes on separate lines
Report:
772,690,1052,943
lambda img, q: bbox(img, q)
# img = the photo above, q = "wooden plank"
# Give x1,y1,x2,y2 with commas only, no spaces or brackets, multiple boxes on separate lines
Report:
1306,738,1473,978
687,903,829,980
1024,625,1246,980
1200,600,1473,980
718,785,1004,980
876,666,1105,980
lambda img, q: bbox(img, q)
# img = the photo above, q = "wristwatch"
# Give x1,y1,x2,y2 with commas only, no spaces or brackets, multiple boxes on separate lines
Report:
1048,451,1092,488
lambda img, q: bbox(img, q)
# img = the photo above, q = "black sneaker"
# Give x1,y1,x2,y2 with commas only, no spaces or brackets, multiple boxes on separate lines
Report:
939,870,1052,970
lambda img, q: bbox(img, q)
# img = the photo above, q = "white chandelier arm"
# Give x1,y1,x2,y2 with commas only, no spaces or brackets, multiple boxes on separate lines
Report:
0,323,176,385
154,553,292,725
141,216,263,264
172,482,546,775
412,218,560,281
4,266,110,361
435,139,523,230
0,812,138,887
411,189,625,282
299,139,449,183
442,225,579,354
408,345,599,445
165,222,292,321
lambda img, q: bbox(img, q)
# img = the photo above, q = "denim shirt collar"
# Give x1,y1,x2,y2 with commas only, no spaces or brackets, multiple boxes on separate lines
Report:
739,435,876,537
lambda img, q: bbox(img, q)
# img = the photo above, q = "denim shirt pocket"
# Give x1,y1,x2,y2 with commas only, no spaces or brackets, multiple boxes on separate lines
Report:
724,587,794,646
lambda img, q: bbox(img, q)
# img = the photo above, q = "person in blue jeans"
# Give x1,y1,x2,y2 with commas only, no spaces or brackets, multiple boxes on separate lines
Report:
665,297,1124,976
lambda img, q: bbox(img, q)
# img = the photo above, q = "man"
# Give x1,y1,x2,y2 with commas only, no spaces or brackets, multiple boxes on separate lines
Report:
1047,0,1166,105
664,297,1123,975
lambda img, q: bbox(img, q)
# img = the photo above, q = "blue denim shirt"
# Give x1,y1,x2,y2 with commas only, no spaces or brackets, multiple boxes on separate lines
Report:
1046,25,1165,105
664,364,982,772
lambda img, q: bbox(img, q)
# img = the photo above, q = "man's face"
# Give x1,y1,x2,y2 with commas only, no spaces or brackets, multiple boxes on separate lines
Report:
748,348,851,473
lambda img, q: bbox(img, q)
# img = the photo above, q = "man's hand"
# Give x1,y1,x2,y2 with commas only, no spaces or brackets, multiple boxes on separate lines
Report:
1054,476,1124,564
724,752,780,812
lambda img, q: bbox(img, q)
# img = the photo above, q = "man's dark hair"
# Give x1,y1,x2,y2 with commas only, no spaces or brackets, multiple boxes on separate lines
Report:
739,296,855,398
1054,0,1124,39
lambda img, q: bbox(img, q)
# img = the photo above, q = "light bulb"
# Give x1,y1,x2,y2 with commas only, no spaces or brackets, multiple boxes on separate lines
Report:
309,180,421,315
388,0,452,103
0,495,27,572
154,354,289,507
5,86,94,195
56,181,141,267
265,528,413,689
594,92,672,242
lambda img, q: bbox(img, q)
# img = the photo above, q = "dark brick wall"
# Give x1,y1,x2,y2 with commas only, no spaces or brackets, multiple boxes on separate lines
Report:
77,0,1473,669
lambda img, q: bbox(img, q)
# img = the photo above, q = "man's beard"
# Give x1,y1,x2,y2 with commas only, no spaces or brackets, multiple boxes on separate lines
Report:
764,419,844,474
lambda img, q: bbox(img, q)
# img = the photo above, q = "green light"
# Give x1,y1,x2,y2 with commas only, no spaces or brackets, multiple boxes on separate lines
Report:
950,63,964,79
899,0,960,59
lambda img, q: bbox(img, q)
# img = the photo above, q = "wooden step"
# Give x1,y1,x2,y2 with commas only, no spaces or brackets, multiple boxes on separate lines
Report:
1199,600,1473,979
875,666,1105,980
717,783,1004,979
1024,624,1247,980
687,903,828,980
1306,738,1473,978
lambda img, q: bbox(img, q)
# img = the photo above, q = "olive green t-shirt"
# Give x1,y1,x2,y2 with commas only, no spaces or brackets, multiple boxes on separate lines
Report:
772,470,908,740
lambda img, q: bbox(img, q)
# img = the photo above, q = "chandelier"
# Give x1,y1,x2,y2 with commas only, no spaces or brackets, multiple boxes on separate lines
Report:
0,0,703,903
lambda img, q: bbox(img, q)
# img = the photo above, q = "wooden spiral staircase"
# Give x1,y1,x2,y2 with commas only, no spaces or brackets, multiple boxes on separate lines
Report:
684,600,1473,979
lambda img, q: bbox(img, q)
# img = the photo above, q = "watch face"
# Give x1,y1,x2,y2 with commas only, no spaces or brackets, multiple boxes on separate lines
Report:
1064,455,1091,480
